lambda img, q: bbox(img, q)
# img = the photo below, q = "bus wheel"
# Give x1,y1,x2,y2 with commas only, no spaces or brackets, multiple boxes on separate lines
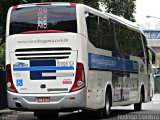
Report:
100,90,111,118
34,111,59,119
134,92,142,111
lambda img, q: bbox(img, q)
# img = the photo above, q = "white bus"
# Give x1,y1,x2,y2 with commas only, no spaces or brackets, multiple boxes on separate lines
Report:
6,2,155,118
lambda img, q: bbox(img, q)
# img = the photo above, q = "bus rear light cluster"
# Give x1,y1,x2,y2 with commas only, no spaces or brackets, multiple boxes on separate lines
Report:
12,5,18,10
70,3,76,7
6,64,18,93
70,63,85,92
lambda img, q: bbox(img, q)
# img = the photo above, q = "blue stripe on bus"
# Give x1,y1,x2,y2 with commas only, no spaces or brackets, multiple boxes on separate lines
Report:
88,53,139,73
13,66,74,71
30,60,56,80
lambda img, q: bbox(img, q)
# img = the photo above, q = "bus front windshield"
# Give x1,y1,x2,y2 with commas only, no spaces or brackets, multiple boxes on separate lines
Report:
10,5,77,35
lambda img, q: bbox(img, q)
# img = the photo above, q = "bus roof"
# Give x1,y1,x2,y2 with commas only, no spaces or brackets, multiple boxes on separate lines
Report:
80,4,140,31
11,2,141,33
12,2,76,9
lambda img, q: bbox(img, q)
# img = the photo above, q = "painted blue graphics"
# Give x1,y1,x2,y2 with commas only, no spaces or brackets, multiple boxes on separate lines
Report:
30,60,56,80
16,79,23,86
29,60,74,80
88,53,138,73
13,60,74,80
13,66,74,71
13,62,28,67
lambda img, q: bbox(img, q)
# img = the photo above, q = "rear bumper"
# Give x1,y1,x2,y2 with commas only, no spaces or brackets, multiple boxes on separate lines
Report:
7,88,86,111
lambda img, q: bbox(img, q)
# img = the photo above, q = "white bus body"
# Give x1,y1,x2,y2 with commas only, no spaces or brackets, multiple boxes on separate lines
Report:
6,3,155,118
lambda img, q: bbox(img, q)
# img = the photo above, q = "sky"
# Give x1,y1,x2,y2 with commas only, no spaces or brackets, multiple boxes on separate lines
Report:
135,0,160,30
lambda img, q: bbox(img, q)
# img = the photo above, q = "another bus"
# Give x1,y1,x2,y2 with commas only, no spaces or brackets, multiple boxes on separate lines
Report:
6,2,155,118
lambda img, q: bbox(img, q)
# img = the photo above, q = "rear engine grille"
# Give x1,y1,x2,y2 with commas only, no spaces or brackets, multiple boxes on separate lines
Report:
15,47,72,60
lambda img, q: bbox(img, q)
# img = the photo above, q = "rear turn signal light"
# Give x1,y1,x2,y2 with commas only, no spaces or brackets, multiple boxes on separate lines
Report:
70,63,85,92
6,64,18,93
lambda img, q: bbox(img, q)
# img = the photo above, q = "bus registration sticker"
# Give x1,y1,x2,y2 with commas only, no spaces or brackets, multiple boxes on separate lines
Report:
36,97,51,103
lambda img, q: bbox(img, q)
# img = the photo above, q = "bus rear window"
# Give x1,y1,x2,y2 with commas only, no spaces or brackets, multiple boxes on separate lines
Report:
10,5,77,35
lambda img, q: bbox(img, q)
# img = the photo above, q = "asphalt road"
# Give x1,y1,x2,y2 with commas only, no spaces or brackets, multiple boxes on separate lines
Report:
1,94,160,120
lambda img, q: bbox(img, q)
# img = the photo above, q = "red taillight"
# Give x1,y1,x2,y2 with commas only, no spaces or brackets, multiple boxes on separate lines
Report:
20,30,66,34
12,5,18,10
70,63,85,92
6,64,18,93
70,3,76,7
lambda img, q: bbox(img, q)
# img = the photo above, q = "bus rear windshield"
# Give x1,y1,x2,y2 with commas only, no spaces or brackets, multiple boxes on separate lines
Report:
10,5,77,35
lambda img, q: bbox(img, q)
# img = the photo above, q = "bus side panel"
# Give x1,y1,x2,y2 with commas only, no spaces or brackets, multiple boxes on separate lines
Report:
86,42,113,110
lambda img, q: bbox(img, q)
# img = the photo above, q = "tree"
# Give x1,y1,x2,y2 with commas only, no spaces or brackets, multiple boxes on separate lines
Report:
0,0,27,45
0,0,27,70
84,0,99,10
0,43,5,70
100,0,136,22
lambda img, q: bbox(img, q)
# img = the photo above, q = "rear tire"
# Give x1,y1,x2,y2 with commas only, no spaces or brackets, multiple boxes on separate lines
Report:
98,90,111,118
34,111,59,120
134,92,142,111
103,90,111,117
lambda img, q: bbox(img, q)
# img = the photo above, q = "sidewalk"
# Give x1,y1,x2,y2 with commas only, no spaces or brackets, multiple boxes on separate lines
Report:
152,94,160,102
0,109,15,115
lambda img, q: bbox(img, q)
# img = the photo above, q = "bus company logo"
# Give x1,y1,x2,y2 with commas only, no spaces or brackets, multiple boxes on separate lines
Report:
13,62,28,67
57,61,74,66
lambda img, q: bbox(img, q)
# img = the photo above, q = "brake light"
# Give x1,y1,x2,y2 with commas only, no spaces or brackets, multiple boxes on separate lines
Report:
6,64,18,93
70,3,76,7
12,5,18,10
36,3,51,6
20,30,66,34
70,63,85,92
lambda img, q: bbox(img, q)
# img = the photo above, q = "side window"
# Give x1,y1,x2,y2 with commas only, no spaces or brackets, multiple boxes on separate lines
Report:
118,25,144,61
99,18,114,51
118,25,138,57
128,30,136,55
147,47,156,65
134,32,144,60
86,13,100,48
119,27,135,56
112,22,121,54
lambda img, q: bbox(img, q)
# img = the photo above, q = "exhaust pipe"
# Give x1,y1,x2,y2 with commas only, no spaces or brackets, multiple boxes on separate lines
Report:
15,101,22,108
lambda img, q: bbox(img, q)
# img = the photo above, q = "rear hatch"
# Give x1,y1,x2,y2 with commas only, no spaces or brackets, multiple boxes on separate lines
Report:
7,3,80,94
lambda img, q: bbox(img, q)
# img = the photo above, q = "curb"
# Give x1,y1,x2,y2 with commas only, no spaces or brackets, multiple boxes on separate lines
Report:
0,109,15,115
0,110,18,120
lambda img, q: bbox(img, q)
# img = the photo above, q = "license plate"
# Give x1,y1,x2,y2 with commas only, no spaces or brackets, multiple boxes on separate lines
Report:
36,97,51,103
